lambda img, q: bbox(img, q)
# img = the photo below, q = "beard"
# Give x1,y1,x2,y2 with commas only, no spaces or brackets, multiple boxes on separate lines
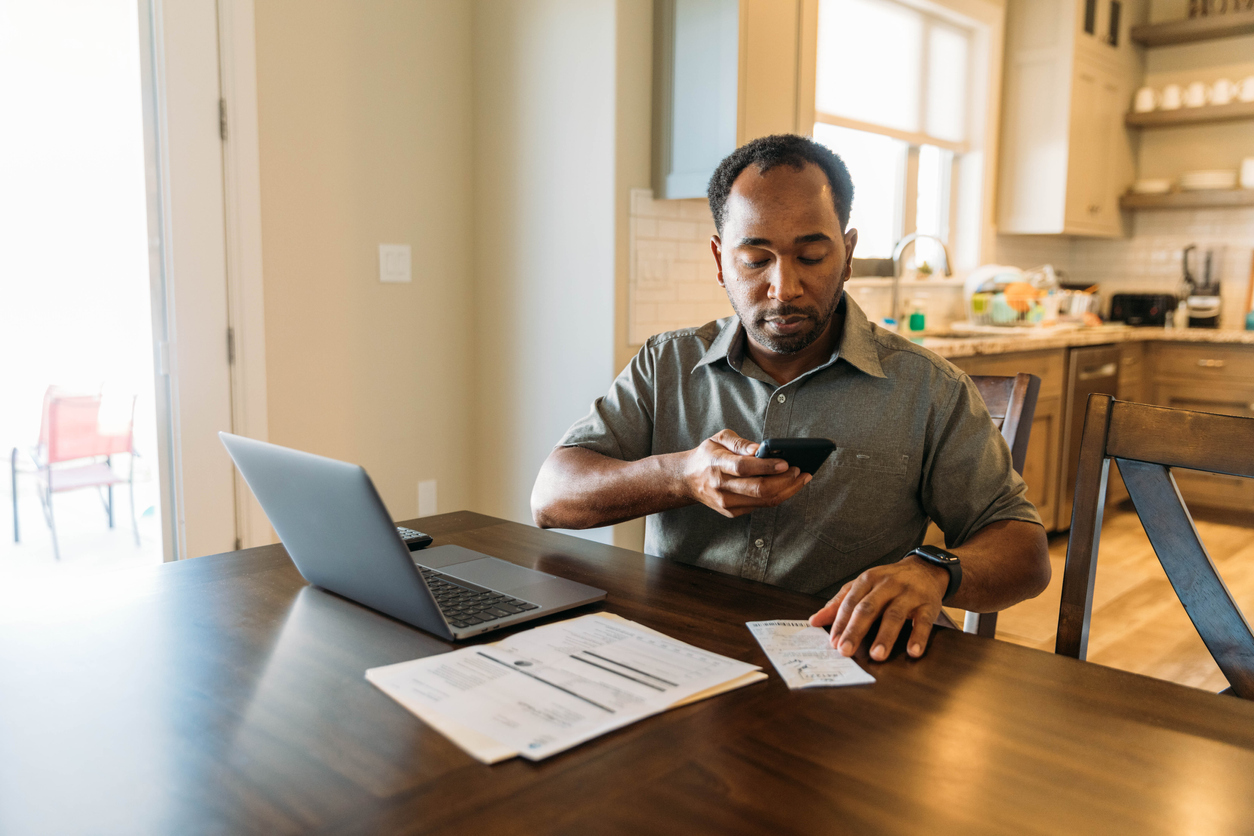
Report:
729,290,844,354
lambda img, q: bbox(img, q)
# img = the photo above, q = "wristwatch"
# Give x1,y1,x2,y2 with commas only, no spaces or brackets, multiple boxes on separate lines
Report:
907,545,962,603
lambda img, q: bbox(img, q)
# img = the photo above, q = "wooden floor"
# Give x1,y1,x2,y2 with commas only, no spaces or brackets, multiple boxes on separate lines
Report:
953,502,1254,693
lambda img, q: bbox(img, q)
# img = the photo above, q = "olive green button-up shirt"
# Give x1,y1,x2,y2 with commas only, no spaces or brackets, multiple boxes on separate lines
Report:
557,296,1042,597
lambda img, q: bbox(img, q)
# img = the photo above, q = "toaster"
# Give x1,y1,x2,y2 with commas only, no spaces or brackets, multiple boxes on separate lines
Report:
1109,293,1176,327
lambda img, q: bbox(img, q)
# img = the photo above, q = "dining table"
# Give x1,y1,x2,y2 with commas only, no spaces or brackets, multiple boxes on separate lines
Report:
2,510,1252,835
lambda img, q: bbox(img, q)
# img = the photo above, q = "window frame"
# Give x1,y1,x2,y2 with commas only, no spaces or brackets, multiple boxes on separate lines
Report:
803,0,996,271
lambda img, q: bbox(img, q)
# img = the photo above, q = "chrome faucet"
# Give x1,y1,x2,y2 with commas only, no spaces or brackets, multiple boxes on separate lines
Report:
889,233,953,328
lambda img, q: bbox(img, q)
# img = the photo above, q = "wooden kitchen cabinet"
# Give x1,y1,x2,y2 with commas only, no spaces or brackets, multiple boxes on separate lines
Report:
950,349,1066,532
940,340,1254,528
997,0,1140,236
1147,343,1254,511
1115,341,1145,401
652,0,815,198
1062,57,1129,235
1106,341,1146,504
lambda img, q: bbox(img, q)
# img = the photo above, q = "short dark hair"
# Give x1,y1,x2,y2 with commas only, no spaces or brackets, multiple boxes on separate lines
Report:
706,134,854,235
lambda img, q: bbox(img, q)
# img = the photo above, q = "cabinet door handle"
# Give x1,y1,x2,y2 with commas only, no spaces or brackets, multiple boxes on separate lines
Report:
1078,362,1118,380
1196,359,1226,368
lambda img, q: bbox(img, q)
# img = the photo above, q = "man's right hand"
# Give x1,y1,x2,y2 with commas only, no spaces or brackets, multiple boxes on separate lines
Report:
681,430,811,518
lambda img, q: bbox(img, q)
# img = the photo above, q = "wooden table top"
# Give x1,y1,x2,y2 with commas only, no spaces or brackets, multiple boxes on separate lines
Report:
2,511,1252,835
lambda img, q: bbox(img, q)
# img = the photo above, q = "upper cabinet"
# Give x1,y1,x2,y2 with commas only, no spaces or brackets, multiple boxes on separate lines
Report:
652,0,817,199
997,0,1142,236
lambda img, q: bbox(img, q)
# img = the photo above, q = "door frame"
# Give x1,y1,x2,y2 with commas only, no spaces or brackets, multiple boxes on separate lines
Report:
138,0,270,559
216,0,272,550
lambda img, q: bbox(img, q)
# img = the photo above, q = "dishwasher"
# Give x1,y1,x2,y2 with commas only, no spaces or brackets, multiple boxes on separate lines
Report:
1057,345,1121,530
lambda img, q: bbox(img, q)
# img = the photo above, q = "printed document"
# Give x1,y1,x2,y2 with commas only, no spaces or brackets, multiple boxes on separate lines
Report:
367,613,762,761
747,620,876,689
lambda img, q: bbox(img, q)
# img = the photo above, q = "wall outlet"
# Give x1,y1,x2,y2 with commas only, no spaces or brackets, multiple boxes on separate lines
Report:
417,479,438,518
379,244,411,283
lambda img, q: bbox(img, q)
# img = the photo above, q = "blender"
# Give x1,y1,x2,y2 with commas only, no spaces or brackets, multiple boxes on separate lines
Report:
1182,245,1222,329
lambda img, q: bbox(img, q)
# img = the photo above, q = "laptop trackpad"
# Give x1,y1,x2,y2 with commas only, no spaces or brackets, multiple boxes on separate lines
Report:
441,557,556,592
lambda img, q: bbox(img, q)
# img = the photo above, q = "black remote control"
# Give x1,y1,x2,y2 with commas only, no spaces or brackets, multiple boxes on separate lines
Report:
396,526,433,550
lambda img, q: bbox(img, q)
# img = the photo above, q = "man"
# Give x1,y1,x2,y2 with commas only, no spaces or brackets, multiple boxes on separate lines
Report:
532,134,1049,663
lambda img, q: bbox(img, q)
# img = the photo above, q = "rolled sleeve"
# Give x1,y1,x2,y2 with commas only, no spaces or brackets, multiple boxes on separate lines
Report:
557,344,656,462
922,374,1043,547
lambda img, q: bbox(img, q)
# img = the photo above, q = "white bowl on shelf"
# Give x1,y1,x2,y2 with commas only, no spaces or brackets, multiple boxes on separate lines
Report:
1180,170,1238,191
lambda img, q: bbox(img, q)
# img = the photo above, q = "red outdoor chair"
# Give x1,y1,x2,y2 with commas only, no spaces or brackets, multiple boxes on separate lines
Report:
10,387,140,560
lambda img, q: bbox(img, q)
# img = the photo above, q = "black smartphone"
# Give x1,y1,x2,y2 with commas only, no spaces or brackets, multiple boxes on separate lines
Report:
755,438,836,475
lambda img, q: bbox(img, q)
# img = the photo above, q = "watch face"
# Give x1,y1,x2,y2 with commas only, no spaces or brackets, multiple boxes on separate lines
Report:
918,546,959,565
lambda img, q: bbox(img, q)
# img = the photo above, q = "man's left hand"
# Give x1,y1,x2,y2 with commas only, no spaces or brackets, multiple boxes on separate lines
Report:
807,556,950,661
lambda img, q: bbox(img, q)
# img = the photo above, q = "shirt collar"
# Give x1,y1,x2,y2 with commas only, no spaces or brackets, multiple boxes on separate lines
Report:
693,317,743,372
836,294,886,379
692,294,886,380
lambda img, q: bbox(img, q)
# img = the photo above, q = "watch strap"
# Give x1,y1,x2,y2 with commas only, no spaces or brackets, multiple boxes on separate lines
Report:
909,545,962,603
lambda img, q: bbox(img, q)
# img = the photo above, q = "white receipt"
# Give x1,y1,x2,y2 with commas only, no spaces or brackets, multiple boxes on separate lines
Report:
747,620,876,689
367,614,761,761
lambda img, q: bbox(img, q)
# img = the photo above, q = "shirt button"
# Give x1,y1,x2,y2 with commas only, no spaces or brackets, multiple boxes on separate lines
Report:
777,394,786,403
755,538,765,549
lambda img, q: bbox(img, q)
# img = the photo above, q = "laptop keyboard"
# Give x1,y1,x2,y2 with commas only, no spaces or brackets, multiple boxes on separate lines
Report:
417,566,539,630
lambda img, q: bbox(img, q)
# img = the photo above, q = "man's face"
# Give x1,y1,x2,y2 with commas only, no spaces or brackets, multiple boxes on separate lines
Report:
712,163,857,355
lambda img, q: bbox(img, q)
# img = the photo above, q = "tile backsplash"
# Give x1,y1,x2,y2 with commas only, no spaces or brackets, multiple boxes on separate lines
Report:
995,208,1254,330
628,189,731,345
630,189,1254,342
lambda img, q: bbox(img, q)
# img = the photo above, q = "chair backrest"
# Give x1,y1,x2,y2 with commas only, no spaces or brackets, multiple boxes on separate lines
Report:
1055,394,1254,699
963,373,1042,638
971,373,1040,476
38,387,135,464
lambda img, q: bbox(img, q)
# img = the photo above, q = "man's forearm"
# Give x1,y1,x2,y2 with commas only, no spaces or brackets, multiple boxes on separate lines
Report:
945,519,1051,612
531,447,693,529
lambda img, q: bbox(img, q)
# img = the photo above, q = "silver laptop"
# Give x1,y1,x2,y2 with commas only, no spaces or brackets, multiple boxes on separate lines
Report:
219,433,606,640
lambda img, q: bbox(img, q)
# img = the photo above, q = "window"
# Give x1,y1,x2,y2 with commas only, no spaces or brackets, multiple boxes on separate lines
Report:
813,0,972,268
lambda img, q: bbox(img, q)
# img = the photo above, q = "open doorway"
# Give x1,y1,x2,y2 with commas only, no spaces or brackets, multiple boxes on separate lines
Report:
0,0,167,576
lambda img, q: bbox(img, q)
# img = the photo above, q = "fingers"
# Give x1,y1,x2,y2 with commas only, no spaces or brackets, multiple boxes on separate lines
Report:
826,572,874,641
905,611,937,658
824,563,946,661
721,470,810,502
709,429,759,457
808,584,851,627
707,432,787,477
831,581,892,657
716,449,789,477
686,431,813,517
869,603,912,662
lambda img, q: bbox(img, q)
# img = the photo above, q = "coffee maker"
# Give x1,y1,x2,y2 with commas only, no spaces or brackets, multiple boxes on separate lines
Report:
1182,245,1222,329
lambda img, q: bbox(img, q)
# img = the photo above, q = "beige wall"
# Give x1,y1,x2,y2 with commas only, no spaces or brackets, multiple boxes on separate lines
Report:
254,0,475,521
613,0,655,550
471,0,619,534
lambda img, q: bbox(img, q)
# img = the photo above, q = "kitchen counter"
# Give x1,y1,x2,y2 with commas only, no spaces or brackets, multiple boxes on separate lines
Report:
928,326,1254,531
919,326,1254,359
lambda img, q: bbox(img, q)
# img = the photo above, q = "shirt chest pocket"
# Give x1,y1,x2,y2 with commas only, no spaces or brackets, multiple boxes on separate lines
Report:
803,447,911,553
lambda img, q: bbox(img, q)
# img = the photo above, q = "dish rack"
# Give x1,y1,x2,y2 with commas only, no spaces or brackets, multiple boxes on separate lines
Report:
964,264,1098,327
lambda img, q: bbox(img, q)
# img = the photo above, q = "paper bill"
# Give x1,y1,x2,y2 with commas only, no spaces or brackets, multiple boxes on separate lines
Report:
747,620,876,689
367,613,762,761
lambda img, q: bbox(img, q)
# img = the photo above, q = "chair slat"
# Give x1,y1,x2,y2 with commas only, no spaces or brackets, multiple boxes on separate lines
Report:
971,377,1012,421
963,374,1041,639
1056,393,1113,660
1107,401,1254,479
1117,458,1254,699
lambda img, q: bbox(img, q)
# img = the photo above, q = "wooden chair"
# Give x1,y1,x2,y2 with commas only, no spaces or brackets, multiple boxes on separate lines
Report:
1056,394,1254,699
962,373,1042,638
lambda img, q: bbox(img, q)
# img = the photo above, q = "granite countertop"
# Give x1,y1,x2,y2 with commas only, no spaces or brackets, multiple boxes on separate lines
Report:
918,326,1254,359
